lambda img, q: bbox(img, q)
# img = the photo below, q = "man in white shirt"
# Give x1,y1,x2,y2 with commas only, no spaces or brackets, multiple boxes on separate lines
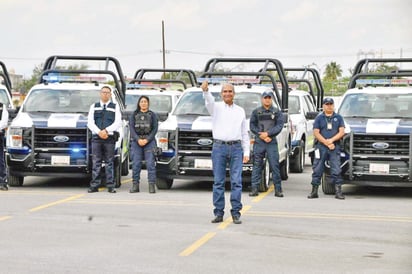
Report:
87,86,122,193
201,81,250,224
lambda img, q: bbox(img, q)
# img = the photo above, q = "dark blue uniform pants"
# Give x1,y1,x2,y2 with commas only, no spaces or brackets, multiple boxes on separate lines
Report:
130,139,156,184
90,139,115,188
251,140,281,190
311,144,343,186
0,134,6,185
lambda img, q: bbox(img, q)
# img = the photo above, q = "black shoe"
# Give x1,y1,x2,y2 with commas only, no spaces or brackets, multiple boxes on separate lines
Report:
211,216,223,223
149,183,156,194
274,190,284,197
107,187,116,193
87,187,98,193
232,216,242,224
130,184,140,193
249,187,259,197
335,184,345,200
0,184,8,191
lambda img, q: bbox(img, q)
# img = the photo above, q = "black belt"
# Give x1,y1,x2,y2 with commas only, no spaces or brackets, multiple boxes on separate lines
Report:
214,139,241,145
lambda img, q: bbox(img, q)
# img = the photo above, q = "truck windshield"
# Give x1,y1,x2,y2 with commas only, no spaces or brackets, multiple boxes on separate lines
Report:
0,89,11,107
125,94,173,113
173,91,221,116
339,93,412,119
23,89,104,113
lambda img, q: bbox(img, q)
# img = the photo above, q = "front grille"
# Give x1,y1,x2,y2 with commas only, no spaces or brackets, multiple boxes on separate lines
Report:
352,133,410,156
34,128,88,149
177,130,213,152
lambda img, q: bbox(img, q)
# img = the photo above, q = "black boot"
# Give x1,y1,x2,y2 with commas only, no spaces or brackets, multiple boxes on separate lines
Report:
335,184,345,200
149,183,156,194
249,186,259,197
307,185,319,199
274,186,284,197
129,183,140,193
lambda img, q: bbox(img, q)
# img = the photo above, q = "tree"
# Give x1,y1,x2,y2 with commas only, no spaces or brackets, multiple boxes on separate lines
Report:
323,61,342,81
17,63,43,95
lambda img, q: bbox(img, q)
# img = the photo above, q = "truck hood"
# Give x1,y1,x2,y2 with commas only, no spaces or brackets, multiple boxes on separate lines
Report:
12,112,88,128
345,117,412,134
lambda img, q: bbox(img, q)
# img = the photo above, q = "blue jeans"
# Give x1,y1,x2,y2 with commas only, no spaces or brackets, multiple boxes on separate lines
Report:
90,139,115,188
311,144,342,186
130,139,156,184
251,140,281,190
211,142,243,218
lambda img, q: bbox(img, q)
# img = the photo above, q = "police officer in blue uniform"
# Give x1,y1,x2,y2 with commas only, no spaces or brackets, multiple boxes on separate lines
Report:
308,97,345,199
87,86,122,193
0,103,9,191
249,90,285,197
129,95,158,194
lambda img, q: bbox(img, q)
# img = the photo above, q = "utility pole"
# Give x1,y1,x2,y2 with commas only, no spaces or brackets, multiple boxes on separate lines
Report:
162,20,166,72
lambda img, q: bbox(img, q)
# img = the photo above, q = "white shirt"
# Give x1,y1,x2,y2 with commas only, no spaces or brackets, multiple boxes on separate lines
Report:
204,91,250,157
87,100,122,135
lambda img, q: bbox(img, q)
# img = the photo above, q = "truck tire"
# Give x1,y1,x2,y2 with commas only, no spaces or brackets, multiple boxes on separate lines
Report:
280,155,289,181
258,158,270,192
156,178,173,189
114,159,122,188
8,175,24,187
290,140,305,173
321,172,334,194
121,154,129,176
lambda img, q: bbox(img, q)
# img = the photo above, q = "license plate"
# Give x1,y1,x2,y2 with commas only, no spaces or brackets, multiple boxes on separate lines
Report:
369,163,390,174
194,159,213,169
51,155,70,166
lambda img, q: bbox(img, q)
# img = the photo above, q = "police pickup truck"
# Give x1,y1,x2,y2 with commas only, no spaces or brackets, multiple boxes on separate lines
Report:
322,58,412,194
6,55,130,187
155,58,290,192
0,61,18,121
125,68,197,122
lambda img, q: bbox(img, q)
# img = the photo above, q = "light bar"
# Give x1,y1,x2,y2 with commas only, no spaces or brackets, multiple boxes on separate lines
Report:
197,77,261,84
126,83,171,89
356,79,412,85
43,74,108,83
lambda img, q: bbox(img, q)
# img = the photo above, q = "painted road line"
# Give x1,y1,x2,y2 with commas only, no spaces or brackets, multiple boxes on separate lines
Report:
0,216,12,221
29,193,85,212
251,185,274,203
218,205,252,230
72,198,203,207
246,211,412,223
179,232,217,257
179,204,256,256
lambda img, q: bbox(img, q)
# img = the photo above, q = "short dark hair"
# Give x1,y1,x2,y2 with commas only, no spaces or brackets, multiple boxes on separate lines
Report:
137,95,150,112
101,85,112,92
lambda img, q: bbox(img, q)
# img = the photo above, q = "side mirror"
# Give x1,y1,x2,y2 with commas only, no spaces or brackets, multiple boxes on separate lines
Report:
305,111,319,120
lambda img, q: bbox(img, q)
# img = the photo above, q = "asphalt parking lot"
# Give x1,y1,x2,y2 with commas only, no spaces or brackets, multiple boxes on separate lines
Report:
1,163,412,274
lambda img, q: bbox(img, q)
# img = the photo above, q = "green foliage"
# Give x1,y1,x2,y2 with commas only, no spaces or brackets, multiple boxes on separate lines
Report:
323,61,342,81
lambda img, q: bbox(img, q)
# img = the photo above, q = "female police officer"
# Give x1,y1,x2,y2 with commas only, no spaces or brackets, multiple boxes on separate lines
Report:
129,96,159,193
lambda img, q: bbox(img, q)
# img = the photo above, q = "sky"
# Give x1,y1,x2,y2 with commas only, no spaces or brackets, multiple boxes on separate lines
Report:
1,0,411,79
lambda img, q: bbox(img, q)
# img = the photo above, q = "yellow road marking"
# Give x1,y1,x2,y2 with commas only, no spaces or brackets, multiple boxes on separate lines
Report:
252,185,274,203
218,205,252,229
29,193,85,212
72,199,202,207
180,204,256,256
179,232,217,257
245,211,412,223
0,216,12,221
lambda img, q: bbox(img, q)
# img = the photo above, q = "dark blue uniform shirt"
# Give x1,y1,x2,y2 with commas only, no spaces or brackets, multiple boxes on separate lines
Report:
313,112,345,141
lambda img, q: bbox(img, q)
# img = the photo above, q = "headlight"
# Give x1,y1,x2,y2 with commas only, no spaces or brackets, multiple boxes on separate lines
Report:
8,128,23,148
156,131,169,151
